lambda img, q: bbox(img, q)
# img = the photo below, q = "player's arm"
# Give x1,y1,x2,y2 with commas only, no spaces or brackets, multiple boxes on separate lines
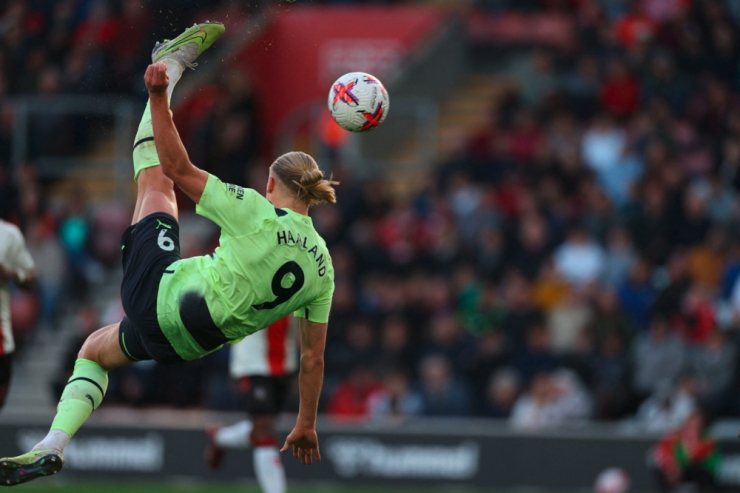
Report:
0,263,34,290
144,62,209,203
280,318,327,465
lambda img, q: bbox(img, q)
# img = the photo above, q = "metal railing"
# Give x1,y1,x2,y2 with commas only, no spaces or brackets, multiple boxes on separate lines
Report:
9,96,138,202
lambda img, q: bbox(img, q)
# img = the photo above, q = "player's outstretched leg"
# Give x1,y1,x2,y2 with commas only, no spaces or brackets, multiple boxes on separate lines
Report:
131,20,225,224
0,24,226,486
206,417,286,493
205,420,253,469
0,322,128,486
0,21,225,488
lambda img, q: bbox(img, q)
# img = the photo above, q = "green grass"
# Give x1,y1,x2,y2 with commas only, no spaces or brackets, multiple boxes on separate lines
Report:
16,483,259,493
11,481,523,493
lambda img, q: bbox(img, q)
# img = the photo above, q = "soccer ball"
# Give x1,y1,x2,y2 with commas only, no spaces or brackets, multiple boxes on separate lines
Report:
594,468,630,493
327,72,389,133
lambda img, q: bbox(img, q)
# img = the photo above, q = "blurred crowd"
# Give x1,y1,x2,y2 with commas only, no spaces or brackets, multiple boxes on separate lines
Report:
0,0,265,411
0,0,225,341
6,0,740,432
316,0,740,431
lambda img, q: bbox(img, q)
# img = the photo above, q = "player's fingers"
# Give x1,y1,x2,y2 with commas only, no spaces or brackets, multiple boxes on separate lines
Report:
153,63,166,81
314,446,322,462
279,440,290,453
293,444,299,459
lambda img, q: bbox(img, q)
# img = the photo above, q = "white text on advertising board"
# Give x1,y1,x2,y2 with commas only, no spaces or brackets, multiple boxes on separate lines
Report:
325,437,479,480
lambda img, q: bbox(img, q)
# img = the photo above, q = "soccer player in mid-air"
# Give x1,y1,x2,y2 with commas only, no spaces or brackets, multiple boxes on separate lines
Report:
0,21,336,486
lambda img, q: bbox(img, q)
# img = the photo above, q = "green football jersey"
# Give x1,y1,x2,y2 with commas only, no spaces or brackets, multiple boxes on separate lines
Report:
156,174,334,360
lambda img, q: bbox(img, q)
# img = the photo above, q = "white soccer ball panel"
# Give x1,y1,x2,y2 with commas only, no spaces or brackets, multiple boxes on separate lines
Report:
327,72,389,133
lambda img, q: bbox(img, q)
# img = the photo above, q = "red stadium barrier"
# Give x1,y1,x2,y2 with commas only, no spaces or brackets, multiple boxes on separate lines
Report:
232,6,446,153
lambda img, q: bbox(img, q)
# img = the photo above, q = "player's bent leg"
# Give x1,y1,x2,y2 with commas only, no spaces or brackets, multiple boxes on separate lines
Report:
205,420,252,469
132,166,178,225
131,97,178,226
46,324,123,440
78,322,135,371
0,324,131,486
205,415,280,468
252,415,278,443
130,66,177,225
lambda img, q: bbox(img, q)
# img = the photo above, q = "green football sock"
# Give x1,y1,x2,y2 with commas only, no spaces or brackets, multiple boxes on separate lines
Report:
132,101,163,182
50,359,108,437
133,59,183,181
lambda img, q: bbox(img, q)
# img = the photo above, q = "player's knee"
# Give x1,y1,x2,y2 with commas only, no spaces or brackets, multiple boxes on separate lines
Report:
78,330,105,363
251,416,277,439
138,166,174,193
77,341,97,362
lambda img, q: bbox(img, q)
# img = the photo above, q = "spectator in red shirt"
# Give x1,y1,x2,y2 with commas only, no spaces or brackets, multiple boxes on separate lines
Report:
326,367,382,419
600,58,641,119
614,2,659,49
672,288,716,346
71,2,120,49
507,109,543,164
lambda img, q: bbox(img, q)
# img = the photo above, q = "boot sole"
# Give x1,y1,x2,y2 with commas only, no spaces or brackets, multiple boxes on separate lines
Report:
0,453,64,486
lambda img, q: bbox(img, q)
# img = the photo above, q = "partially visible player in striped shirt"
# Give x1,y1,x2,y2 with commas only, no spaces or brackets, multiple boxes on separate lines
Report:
0,220,36,409
205,316,298,493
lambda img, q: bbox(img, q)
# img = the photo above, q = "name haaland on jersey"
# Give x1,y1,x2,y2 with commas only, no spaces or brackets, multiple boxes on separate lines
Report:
276,229,329,277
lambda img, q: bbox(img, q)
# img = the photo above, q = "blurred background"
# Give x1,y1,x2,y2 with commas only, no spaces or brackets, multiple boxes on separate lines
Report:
4,0,740,491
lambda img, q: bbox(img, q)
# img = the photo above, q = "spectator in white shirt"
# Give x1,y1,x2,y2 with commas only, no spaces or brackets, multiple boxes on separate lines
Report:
635,374,697,433
554,225,606,286
510,369,592,430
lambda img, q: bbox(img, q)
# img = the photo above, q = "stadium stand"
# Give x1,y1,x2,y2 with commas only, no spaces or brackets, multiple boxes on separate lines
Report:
3,0,740,436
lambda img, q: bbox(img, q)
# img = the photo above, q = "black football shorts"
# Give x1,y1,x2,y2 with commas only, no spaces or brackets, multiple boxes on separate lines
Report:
118,212,184,364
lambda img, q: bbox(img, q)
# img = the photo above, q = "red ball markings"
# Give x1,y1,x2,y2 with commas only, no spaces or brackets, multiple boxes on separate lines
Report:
360,103,385,131
332,80,359,107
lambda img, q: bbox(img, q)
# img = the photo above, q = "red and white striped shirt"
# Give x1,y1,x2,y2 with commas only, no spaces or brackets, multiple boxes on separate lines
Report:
0,221,35,356
229,316,298,378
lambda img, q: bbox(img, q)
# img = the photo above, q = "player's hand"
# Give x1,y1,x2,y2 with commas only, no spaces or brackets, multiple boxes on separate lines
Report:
0,263,16,281
144,62,169,96
280,426,321,465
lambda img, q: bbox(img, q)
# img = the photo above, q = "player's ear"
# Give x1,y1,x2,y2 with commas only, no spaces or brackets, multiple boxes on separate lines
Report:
266,175,275,195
